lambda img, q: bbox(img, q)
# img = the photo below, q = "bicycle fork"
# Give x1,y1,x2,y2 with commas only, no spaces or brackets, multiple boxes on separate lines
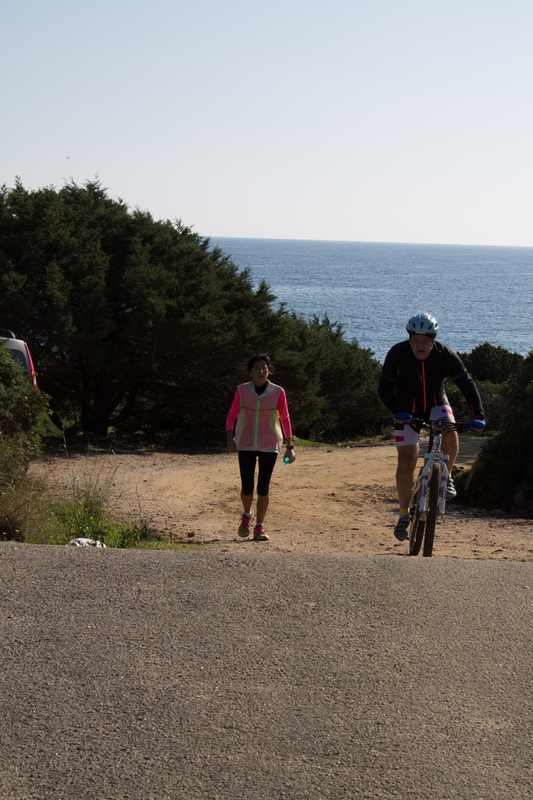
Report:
418,440,449,518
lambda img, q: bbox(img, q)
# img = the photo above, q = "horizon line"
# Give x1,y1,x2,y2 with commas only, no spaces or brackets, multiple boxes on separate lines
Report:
210,235,533,249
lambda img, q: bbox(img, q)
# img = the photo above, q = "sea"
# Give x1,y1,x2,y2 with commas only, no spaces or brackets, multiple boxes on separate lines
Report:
211,237,533,364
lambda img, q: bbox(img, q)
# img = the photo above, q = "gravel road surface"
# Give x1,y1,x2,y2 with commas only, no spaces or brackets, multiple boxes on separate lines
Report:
1,543,532,799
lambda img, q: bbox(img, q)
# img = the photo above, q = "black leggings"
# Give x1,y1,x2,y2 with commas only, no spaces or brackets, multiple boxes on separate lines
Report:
238,451,278,497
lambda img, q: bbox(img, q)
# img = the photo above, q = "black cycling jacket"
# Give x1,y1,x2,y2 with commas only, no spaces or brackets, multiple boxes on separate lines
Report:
378,340,484,419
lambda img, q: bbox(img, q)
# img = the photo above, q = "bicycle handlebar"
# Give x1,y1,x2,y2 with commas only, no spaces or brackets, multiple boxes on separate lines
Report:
408,418,470,434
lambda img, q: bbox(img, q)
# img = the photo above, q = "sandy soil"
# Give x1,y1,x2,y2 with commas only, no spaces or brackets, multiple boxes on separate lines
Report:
30,436,533,561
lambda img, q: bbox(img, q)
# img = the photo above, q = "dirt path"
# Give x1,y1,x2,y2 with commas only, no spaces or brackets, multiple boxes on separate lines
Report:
31,438,533,561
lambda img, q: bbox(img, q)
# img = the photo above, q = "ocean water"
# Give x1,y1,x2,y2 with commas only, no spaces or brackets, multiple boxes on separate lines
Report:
212,237,533,363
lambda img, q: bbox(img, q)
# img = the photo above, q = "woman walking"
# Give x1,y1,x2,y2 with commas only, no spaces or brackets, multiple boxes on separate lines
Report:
226,354,295,541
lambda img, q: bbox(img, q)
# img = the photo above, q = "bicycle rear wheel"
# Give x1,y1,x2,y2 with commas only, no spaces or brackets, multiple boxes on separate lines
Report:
409,477,425,556
423,464,441,557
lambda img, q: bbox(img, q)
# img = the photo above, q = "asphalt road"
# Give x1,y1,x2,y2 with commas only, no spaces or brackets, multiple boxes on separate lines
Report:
1,543,532,800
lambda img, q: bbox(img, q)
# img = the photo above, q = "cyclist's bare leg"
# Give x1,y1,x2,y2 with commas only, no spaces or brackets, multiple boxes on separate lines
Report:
442,429,459,471
396,444,419,510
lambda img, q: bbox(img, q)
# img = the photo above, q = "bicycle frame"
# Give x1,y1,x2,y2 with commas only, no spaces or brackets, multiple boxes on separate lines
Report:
408,418,470,557
418,430,449,519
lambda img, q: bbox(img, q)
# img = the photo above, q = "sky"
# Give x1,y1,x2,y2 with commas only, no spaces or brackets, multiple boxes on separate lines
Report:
2,0,533,246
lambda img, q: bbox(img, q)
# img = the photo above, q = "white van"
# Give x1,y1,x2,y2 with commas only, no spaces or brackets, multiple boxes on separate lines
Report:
0,329,37,387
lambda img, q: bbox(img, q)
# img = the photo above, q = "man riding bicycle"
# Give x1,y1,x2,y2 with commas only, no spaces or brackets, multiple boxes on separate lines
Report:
378,313,486,541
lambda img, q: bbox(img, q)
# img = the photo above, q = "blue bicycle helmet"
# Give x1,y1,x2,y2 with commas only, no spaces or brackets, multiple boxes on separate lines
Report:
406,313,439,338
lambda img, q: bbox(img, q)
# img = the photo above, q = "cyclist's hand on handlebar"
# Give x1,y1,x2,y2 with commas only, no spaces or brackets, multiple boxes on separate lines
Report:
395,412,412,423
468,417,486,432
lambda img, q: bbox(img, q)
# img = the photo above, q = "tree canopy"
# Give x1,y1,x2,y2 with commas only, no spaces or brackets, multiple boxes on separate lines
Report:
0,180,388,441
458,342,524,384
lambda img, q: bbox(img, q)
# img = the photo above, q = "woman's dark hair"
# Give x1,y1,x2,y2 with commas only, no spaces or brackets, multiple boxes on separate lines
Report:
247,353,274,373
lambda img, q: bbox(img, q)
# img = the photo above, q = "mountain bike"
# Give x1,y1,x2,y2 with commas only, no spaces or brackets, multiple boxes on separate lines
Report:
407,419,470,557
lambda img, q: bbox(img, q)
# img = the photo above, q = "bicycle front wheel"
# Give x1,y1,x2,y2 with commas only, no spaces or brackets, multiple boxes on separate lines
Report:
409,477,425,556
423,464,442,557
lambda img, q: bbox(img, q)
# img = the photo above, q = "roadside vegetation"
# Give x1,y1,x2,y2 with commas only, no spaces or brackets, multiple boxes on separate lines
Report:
0,179,531,522
0,348,196,547
456,350,533,515
446,343,532,515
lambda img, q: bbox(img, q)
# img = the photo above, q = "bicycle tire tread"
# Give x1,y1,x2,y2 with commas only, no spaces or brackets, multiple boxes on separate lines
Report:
423,465,441,557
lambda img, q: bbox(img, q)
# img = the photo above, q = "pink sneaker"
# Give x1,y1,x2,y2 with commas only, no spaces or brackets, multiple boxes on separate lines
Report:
253,524,269,541
238,512,254,537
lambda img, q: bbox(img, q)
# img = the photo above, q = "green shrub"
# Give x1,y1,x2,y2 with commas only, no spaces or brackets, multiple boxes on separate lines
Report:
0,348,50,537
445,379,507,431
458,342,524,383
0,347,48,484
37,461,162,547
461,352,533,512
41,495,159,548
1,467,162,547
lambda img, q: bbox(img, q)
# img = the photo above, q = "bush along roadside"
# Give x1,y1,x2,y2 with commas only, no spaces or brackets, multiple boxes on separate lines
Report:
455,352,533,517
1,447,201,549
